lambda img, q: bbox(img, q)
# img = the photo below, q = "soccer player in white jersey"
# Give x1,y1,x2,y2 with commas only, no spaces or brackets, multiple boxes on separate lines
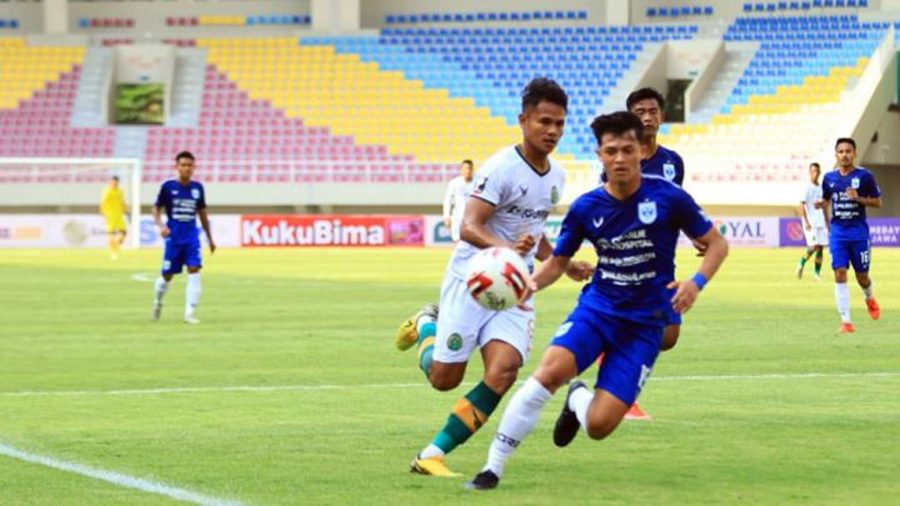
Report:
465,111,728,490
797,162,828,280
442,159,476,242
393,78,593,477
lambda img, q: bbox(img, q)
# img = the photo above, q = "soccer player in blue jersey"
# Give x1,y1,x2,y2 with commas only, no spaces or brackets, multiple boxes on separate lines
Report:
466,112,728,490
151,151,216,324
818,138,881,334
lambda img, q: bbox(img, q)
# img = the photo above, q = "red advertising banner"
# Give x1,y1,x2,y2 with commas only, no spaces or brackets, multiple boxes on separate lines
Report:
240,215,425,247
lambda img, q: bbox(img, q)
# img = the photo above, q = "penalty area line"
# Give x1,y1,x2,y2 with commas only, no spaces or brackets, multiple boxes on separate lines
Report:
0,441,243,506
0,372,898,398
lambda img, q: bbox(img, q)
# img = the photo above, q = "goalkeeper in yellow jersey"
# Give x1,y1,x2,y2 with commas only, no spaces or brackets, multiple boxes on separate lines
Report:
100,175,128,259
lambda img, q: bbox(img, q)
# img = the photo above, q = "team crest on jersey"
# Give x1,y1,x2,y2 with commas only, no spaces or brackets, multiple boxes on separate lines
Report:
851,177,860,189
191,188,200,199
638,201,657,224
551,186,560,204
663,163,676,180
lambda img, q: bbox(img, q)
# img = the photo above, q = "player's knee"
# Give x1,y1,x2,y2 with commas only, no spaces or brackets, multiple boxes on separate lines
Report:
585,419,617,440
483,366,518,395
428,372,462,392
661,326,680,351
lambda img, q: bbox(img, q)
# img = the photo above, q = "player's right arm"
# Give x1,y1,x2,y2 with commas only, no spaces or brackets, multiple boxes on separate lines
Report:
799,199,811,230
460,197,534,256
442,179,455,227
153,184,170,238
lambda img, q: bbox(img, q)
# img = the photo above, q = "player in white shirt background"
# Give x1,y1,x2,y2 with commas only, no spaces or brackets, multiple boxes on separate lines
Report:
442,159,476,242
797,162,828,281
392,78,593,478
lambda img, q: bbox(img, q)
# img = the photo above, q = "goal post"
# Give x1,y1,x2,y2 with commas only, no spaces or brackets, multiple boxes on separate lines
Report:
0,157,143,249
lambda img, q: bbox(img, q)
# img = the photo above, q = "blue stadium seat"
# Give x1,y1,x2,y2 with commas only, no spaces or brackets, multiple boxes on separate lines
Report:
744,2,754,12
78,18,89,28
681,6,692,16
385,15,395,24
692,6,703,15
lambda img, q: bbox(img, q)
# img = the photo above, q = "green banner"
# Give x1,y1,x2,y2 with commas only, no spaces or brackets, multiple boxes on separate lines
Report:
114,83,165,125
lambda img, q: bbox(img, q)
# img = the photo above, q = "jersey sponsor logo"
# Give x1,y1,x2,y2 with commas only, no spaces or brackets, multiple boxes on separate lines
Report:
592,216,605,229
505,205,550,220
474,176,489,193
551,185,560,204
663,163,676,180
638,201,657,224
851,177,860,189
191,188,200,199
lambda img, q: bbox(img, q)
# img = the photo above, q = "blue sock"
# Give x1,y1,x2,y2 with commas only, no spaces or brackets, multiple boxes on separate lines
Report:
416,319,436,377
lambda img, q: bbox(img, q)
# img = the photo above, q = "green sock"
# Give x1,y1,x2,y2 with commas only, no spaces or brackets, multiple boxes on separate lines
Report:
416,320,436,377
431,381,502,454
814,250,823,275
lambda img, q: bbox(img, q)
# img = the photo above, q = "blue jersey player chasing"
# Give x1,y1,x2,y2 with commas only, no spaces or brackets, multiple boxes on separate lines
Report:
817,137,881,334
465,112,729,490
151,151,216,324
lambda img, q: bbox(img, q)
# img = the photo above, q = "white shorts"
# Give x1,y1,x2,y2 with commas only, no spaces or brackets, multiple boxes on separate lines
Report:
804,226,828,247
433,274,535,364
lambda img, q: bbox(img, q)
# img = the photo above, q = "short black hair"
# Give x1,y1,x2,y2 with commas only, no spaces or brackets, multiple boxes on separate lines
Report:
590,111,644,146
522,77,568,112
461,159,474,167
626,87,666,111
111,175,120,181
175,151,195,163
835,137,856,150
809,162,821,169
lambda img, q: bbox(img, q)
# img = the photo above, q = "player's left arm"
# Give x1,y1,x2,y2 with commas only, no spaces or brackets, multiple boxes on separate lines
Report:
668,191,729,313
198,208,216,253
669,227,728,314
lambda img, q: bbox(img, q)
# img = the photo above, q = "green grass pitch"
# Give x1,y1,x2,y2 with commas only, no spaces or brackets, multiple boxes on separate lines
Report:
0,247,898,505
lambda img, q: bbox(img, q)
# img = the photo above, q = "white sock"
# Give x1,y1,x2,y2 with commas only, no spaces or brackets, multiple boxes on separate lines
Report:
154,277,169,304
419,444,444,460
185,273,201,317
862,281,874,300
568,385,594,434
416,314,436,335
834,282,851,324
483,377,553,477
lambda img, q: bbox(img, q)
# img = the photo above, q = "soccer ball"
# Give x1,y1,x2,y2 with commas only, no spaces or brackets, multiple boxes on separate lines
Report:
465,247,531,311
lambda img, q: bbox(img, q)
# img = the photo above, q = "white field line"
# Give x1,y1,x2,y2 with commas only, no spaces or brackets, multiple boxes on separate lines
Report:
0,372,897,398
130,273,156,283
0,442,243,506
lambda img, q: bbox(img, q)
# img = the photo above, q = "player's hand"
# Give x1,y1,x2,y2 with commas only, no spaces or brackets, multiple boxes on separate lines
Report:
443,218,451,228
565,260,594,282
158,225,170,238
667,279,701,314
845,188,859,201
511,233,536,257
691,238,708,257
814,199,825,209
804,222,812,231
208,240,217,254
516,277,539,311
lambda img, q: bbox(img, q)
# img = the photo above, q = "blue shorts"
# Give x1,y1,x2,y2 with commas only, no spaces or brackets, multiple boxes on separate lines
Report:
829,238,870,272
550,305,664,406
161,239,202,276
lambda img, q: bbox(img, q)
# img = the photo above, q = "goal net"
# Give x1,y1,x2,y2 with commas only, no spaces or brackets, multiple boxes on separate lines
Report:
0,158,143,248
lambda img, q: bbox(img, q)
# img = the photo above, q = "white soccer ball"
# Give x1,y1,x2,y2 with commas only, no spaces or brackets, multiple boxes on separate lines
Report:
465,247,531,311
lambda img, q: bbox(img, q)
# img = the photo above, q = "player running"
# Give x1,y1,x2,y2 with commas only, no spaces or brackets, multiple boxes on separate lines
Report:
466,111,728,490
817,138,882,334
151,151,216,324
394,78,592,477
797,162,828,281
